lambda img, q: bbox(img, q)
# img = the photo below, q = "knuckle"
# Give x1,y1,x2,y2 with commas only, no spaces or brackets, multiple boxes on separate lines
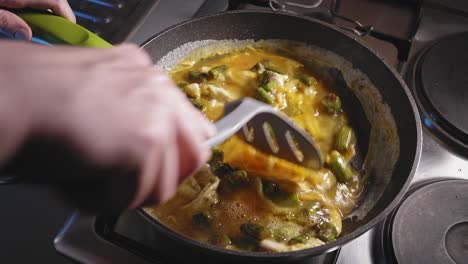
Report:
0,0,24,8
0,10,9,26
0,9,21,27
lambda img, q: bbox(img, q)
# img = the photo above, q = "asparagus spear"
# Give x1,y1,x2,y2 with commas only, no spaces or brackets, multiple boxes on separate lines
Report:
327,151,354,182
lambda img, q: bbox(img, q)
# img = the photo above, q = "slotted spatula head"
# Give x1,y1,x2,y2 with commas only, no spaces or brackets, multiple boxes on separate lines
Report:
205,98,323,169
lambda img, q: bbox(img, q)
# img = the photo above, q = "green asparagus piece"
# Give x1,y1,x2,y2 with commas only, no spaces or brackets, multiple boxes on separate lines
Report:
265,66,285,75
259,72,274,91
188,71,209,83
288,235,308,245
262,60,285,75
303,208,323,226
177,82,188,91
209,150,250,191
256,87,274,104
327,151,354,183
251,60,285,75
208,65,227,79
240,222,272,240
287,225,319,245
208,149,239,179
273,226,297,241
321,93,342,114
318,222,338,242
259,70,288,91
262,180,281,197
225,170,250,186
251,61,266,74
193,211,213,228
336,125,355,152
259,71,270,90
213,163,235,178
190,98,205,110
210,233,231,247
208,149,224,171
295,74,313,86
295,201,323,226
262,180,300,207
265,82,276,91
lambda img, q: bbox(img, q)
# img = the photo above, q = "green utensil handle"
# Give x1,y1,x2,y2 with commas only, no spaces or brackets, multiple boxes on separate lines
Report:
19,13,112,48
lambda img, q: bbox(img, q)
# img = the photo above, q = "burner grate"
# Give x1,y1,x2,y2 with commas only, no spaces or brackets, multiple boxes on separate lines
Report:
68,0,160,43
411,32,468,154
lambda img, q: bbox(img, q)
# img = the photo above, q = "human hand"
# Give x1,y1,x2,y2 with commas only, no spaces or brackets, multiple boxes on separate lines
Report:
0,0,75,40
0,41,215,212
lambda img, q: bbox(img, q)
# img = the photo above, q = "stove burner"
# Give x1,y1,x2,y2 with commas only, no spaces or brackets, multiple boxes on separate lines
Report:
377,179,468,264
412,32,468,152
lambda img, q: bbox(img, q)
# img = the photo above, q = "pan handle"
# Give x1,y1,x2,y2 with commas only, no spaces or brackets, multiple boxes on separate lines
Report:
265,0,413,62
328,0,412,62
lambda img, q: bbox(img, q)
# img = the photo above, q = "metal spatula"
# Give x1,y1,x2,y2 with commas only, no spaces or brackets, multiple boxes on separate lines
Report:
205,98,323,169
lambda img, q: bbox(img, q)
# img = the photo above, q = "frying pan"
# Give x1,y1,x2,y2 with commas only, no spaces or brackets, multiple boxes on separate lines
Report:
132,11,421,263
13,9,421,264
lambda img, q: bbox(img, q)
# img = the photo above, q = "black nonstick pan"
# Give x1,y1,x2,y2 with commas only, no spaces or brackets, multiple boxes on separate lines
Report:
111,10,421,264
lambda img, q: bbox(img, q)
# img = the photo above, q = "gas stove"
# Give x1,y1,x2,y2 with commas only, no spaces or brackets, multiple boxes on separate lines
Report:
52,0,468,263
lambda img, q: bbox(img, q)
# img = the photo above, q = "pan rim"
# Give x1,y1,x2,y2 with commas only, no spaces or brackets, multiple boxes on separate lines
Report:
138,9,422,259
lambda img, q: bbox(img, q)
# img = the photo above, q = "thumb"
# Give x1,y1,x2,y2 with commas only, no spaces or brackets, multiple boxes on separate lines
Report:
0,10,32,40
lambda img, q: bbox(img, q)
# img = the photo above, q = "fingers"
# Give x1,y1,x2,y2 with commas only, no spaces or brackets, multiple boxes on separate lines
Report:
154,128,179,203
148,75,215,184
128,84,215,208
170,92,215,177
142,110,210,205
0,9,32,40
184,101,216,139
0,0,76,22
174,109,211,178
129,107,172,208
148,71,217,139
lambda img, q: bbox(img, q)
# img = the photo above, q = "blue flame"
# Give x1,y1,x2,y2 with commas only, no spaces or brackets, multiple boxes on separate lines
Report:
1,28,52,45
31,37,52,46
86,0,116,8
422,113,438,129
424,117,434,128
73,11,103,23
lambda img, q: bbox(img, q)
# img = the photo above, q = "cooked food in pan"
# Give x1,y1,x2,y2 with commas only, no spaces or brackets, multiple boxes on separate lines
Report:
145,42,363,252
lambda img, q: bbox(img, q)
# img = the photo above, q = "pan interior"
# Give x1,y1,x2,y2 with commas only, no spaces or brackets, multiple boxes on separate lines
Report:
145,39,399,249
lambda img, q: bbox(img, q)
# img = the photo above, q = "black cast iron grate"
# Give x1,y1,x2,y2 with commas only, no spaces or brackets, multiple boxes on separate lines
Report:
68,0,160,43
